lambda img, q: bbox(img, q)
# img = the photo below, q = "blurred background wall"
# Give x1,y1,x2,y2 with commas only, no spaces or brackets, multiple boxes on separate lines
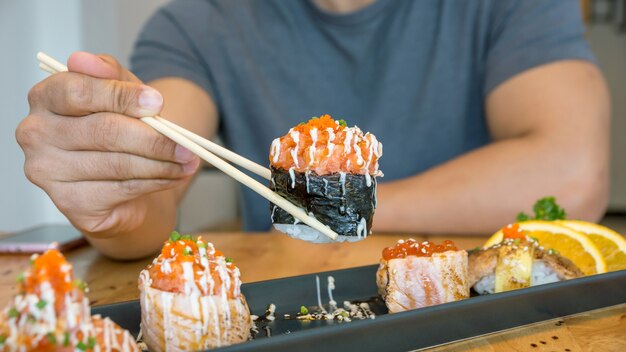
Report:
0,0,624,233
0,1,83,232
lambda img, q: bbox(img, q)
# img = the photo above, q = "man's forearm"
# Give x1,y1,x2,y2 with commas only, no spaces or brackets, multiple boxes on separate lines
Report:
374,133,609,235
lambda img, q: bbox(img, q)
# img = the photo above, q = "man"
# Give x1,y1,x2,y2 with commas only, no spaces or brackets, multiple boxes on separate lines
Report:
17,0,610,259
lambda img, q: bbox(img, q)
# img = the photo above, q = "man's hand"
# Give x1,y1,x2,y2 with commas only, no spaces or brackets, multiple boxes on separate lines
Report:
17,52,200,240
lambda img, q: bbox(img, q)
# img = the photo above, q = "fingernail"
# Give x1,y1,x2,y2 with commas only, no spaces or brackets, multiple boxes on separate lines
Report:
175,145,195,162
183,158,200,175
138,86,163,115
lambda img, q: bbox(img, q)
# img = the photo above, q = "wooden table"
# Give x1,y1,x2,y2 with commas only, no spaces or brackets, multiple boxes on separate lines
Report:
1,232,625,351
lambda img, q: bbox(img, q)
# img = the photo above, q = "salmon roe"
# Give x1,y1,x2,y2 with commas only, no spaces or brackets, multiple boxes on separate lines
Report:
269,114,381,175
290,114,339,133
22,249,75,309
156,237,224,262
502,223,526,240
382,239,458,260
148,235,239,298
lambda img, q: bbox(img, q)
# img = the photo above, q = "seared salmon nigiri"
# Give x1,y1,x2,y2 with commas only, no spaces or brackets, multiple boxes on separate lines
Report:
138,232,251,352
376,239,469,313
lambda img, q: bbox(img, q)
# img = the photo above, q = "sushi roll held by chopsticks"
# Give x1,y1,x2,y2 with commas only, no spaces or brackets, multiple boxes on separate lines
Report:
138,233,251,352
376,239,470,313
269,115,383,243
0,249,139,352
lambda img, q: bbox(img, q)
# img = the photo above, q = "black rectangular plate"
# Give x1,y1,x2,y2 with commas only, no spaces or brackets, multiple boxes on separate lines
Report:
92,265,626,352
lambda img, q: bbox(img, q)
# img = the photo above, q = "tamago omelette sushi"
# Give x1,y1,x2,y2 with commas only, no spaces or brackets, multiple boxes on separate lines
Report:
269,115,383,243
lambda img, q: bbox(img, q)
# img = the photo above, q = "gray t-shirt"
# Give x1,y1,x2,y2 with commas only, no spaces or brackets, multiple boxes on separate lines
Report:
131,0,594,231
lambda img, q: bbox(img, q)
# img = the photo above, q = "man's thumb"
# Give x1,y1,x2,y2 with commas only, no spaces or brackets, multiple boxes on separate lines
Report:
67,51,139,82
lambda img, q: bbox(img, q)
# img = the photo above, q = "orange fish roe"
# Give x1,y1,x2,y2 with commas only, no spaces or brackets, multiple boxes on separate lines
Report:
290,114,339,132
502,223,526,241
382,239,458,260
21,249,79,313
147,233,240,298
269,114,382,176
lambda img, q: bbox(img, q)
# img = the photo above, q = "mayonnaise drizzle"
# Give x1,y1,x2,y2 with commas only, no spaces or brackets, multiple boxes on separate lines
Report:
182,262,199,295
289,129,300,168
356,217,368,239
273,121,382,177
343,129,354,154
339,172,346,196
315,276,327,314
305,170,311,194
288,167,296,189
309,128,318,167
270,138,281,163
298,275,375,322
327,277,337,312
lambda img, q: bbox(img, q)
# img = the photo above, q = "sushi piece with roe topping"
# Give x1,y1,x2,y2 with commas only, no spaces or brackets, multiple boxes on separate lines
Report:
376,239,469,313
138,232,251,352
0,249,139,352
269,114,383,243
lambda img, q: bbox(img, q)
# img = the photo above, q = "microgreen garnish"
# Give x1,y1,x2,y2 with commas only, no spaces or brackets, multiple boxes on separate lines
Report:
76,341,87,351
0,334,6,344
169,231,181,242
183,247,193,256
16,272,25,283
63,332,71,346
73,279,88,291
197,241,207,249
517,196,566,221
36,300,47,309
181,234,193,241
548,248,560,255
47,332,57,344
87,336,97,349
225,257,233,263
8,308,18,318
338,119,347,127
300,306,308,315
529,236,539,243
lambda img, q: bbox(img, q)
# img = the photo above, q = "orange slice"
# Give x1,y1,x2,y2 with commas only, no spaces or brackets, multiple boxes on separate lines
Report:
557,220,626,272
485,221,606,275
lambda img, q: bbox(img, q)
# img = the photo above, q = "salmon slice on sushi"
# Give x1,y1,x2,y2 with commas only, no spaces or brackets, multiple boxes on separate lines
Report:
269,114,383,243
138,232,251,352
0,249,138,352
376,240,469,313
469,224,583,295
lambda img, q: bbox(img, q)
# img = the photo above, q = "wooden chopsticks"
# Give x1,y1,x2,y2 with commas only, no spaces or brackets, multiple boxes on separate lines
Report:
36,52,338,241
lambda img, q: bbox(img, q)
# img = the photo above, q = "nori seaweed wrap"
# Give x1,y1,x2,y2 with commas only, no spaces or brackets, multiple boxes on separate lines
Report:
269,115,383,243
